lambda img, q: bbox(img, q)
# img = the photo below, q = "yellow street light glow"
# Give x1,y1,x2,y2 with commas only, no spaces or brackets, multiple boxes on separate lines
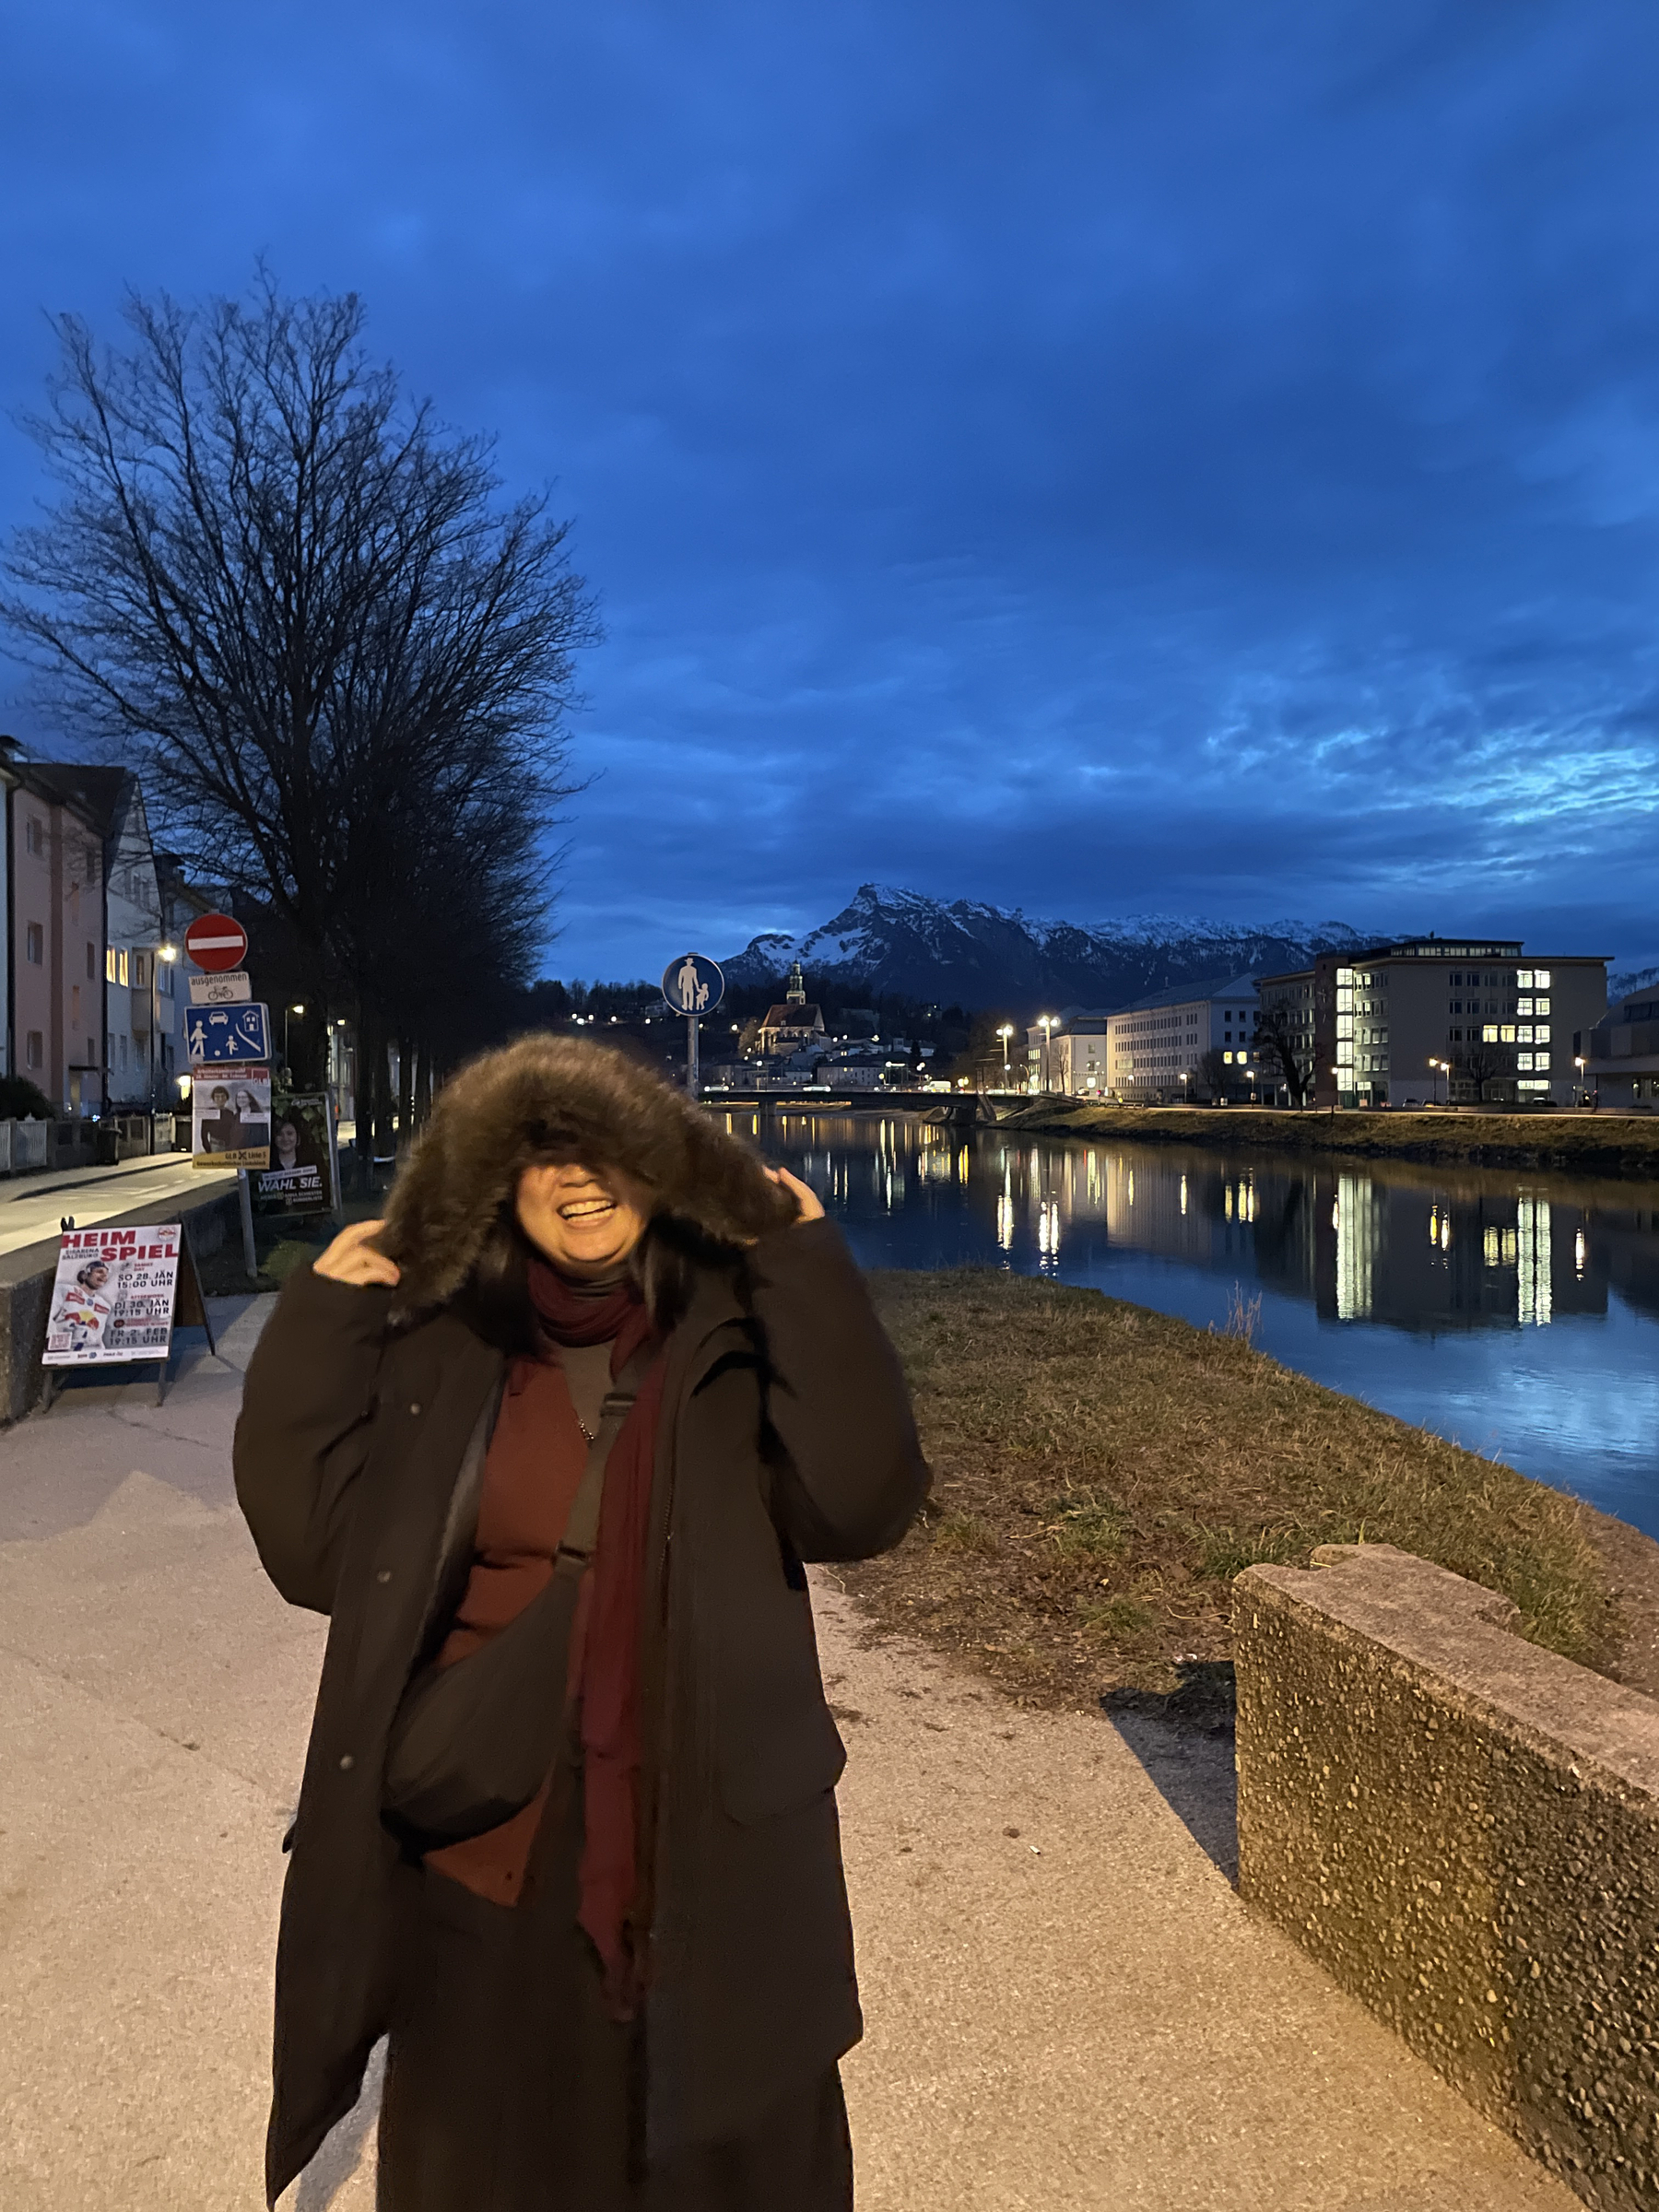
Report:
159,942,178,962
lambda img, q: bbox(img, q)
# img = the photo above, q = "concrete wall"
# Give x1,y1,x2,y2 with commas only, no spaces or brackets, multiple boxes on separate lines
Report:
0,1186,239,1424
1234,1544,1659,2211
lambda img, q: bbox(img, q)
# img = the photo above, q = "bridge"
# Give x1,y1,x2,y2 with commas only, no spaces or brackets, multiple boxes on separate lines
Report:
700,1089,999,1124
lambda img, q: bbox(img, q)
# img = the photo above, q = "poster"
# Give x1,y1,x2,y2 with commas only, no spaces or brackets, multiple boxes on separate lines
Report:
192,1064,272,1169
44,1224,182,1366
252,1093,335,1217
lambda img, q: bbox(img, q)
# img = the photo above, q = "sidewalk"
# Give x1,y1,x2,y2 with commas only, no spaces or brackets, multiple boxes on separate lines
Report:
0,1151,239,1260
0,1299,1580,2211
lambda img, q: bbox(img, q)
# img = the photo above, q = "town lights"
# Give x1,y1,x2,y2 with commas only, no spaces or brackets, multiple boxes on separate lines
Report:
1038,1014,1058,1095
996,1023,1014,1085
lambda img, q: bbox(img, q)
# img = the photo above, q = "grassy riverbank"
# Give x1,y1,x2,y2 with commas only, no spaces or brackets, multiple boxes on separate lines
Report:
851,1268,1623,1711
995,1098,1659,1179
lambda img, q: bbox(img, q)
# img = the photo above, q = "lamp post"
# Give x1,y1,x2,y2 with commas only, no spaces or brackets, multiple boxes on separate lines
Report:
1428,1056,1443,1106
1329,1065,1339,1125
996,1023,1014,1088
1038,1014,1057,1095
1575,1055,1587,1110
1179,1069,1188,1105
284,1002,306,1069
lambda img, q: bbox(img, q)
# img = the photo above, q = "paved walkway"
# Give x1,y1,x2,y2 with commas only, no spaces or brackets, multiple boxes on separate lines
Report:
0,1299,1579,2211
0,1153,239,1259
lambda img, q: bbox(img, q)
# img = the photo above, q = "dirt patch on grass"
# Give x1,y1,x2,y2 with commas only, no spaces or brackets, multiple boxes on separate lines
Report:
841,1268,1627,1712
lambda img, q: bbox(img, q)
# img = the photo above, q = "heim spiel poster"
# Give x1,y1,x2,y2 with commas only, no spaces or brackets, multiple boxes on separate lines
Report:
43,1224,182,1366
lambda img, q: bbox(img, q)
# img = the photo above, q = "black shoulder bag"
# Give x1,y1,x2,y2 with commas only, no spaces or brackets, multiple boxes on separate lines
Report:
382,1344,653,1847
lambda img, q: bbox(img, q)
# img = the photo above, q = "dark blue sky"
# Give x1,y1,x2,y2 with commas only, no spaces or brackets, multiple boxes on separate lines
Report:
4,1,1657,979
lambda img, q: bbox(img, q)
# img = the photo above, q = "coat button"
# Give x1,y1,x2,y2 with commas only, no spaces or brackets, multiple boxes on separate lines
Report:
408,1402,422,1416
338,1753,356,1771
376,1568,393,1584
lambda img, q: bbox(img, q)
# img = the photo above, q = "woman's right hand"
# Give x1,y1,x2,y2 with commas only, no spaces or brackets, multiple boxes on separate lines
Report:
313,1218,401,1288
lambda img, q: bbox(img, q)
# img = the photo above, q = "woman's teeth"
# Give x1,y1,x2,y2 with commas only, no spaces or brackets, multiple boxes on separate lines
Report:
559,1197,615,1221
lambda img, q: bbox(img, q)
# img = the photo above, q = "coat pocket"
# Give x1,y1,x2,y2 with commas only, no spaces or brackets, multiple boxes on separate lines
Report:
715,1695,847,1825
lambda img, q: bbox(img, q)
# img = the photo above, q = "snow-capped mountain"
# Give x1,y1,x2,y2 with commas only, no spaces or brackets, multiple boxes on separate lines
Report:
723,884,1369,1011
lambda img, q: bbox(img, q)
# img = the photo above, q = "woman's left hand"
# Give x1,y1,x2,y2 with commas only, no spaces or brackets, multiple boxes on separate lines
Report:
766,1166,826,1223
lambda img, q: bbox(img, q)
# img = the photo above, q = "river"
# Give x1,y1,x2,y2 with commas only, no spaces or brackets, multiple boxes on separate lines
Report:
720,1109,1659,1538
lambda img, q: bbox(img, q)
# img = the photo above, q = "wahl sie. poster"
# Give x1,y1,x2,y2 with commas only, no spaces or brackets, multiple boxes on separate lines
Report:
43,1224,182,1366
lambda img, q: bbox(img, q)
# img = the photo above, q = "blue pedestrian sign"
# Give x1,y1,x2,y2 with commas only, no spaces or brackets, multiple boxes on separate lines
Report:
185,1001,271,1066
661,954,724,1017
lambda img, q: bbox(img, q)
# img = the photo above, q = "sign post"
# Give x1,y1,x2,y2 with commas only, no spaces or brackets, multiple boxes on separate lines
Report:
183,909,263,1280
661,954,725,1099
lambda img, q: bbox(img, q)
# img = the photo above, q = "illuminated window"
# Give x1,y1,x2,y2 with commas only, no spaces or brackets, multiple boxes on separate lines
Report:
106,947,118,982
116,947,129,987
1517,1053,1534,1071
1534,968,1551,988
1482,1024,1498,1043
1535,996,1550,1014
1517,969,1534,988
1500,1024,1516,1043
1535,1051,1551,1070
1535,1023,1549,1042
1518,1026,1533,1044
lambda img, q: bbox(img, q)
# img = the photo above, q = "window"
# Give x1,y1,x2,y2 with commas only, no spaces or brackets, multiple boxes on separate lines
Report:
1518,1026,1533,1044
25,1031,41,1068
1535,968,1551,988
1535,1024,1550,1042
118,1033,128,1068
159,960,173,999
133,951,150,989
106,947,117,982
25,921,43,965
1483,1024,1499,1043
1518,969,1534,988
1535,996,1550,1015
1517,1052,1534,1071
1535,1051,1551,1070
1500,1024,1517,1043
116,947,129,987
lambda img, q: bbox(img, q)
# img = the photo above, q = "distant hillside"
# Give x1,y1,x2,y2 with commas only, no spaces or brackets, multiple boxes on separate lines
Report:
723,884,1368,1013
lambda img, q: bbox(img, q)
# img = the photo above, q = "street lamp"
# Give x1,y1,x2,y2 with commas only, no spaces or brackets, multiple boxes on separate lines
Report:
284,1002,306,1065
1428,1056,1444,1106
1038,1014,1057,1095
1178,1069,1188,1103
1575,1054,1587,1109
1329,1065,1339,1125
996,1023,1014,1088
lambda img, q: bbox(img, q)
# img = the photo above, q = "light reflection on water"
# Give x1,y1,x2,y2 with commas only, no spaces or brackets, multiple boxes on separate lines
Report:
723,1110,1659,1538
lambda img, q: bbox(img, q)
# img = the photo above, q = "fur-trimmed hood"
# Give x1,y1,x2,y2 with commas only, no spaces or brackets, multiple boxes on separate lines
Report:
378,1034,796,1312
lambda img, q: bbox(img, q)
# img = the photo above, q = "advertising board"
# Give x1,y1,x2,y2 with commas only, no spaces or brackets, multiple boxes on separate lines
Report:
43,1225,182,1367
192,1065,272,1169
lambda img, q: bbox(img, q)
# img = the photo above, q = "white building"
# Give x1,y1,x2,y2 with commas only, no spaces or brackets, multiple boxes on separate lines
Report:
1024,978,1264,1100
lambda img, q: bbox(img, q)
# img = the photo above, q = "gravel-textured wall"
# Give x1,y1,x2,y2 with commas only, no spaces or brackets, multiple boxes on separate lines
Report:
1235,1544,1659,2212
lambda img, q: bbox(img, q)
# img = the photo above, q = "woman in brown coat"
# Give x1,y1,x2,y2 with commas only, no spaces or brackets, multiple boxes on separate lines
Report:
233,1038,928,2210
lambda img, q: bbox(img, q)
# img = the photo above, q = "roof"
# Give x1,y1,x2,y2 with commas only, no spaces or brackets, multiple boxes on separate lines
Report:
759,1002,825,1028
1108,972,1263,1017
16,762,135,841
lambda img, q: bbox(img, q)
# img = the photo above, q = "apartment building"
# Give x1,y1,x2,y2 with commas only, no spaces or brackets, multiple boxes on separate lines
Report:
1258,937,1609,1109
1024,976,1263,1100
6,761,109,1113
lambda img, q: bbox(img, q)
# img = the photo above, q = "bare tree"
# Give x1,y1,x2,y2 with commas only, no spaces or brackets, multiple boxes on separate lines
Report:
2,270,597,1158
1453,1038,1515,1103
1253,1004,1314,1105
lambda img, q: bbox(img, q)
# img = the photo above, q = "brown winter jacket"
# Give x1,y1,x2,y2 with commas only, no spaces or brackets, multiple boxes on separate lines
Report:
233,1040,929,2206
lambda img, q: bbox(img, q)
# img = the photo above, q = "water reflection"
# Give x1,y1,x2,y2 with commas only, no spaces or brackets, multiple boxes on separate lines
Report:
725,1111,1659,1534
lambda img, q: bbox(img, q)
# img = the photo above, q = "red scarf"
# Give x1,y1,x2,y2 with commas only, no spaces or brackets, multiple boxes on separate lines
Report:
428,1261,665,2018
526,1261,665,2012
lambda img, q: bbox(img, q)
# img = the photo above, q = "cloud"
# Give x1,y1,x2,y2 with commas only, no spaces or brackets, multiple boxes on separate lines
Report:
2,0,1656,976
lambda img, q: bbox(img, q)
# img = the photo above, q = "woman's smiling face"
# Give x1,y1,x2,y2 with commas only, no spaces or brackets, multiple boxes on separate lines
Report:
515,1160,652,1278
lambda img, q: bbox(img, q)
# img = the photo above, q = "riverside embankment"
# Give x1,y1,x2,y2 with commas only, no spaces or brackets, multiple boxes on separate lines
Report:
853,1267,1659,1711
997,1097,1659,1178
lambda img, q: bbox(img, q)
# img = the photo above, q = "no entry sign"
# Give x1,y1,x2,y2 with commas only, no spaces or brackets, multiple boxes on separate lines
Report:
183,912,248,972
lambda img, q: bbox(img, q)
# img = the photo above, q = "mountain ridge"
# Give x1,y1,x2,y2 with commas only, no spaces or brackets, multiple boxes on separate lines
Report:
723,884,1371,1013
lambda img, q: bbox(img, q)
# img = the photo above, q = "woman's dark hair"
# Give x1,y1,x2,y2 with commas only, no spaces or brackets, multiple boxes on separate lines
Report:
457,1203,741,1356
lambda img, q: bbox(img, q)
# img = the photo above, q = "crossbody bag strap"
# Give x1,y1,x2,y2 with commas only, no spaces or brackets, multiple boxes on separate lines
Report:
553,1337,658,1579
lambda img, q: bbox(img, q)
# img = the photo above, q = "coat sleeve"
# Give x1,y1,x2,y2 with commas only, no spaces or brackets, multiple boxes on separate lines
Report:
233,1262,394,1615
743,1217,930,1561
